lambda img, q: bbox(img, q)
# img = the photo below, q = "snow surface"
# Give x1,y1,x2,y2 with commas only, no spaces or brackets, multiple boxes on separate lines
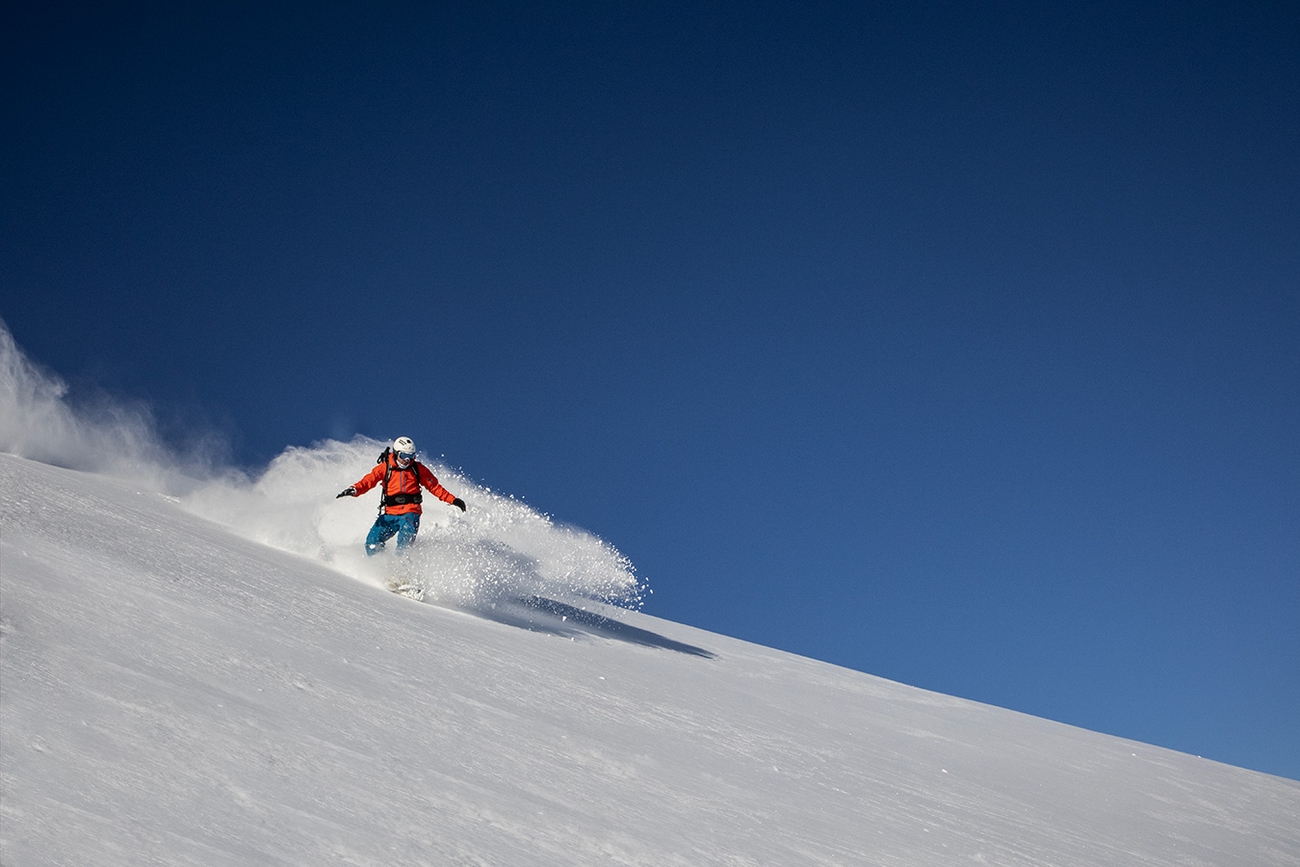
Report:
3,452,1298,866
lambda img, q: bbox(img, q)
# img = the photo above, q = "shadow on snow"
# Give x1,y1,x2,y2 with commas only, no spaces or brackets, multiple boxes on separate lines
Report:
455,595,716,659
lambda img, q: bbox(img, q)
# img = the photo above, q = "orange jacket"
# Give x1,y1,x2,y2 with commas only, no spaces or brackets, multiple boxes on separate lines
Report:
352,454,457,515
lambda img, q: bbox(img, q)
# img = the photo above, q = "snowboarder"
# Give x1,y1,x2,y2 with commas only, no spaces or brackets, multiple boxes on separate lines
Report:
336,436,466,555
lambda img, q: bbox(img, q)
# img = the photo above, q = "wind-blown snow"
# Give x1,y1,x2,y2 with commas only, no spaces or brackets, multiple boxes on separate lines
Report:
0,319,176,482
0,318,642,612
3,453,1297,866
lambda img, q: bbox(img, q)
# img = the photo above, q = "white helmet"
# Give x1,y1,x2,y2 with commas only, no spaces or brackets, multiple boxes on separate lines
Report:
393,437,416,461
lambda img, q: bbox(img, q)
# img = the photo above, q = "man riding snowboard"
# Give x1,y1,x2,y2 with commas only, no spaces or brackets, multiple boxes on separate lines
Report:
336,436,466,555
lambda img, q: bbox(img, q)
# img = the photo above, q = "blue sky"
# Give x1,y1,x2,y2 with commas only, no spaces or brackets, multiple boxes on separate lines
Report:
3,2,1297,779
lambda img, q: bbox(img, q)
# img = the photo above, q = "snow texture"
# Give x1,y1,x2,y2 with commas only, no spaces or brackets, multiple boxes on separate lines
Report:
2,452,1298,867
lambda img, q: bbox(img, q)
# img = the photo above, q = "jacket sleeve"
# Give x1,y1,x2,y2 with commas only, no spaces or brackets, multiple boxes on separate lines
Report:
417,464,458,504
351,463,386,496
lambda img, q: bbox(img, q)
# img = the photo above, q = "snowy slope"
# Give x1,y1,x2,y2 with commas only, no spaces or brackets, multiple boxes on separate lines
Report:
2,452,1297,867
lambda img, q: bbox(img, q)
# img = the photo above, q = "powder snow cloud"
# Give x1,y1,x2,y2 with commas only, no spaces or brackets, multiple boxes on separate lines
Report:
0,317,642,610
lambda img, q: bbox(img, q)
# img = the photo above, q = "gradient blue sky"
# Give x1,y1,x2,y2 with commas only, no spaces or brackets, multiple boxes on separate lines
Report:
4,2,1297,779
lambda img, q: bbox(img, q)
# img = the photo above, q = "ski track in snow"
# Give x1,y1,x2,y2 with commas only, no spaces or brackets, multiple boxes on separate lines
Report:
2,452,1298,867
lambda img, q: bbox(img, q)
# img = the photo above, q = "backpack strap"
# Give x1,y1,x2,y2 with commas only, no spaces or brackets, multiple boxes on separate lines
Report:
377,448,393,515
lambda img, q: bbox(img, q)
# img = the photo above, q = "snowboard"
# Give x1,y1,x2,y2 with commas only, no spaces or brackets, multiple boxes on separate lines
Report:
385,577,425,600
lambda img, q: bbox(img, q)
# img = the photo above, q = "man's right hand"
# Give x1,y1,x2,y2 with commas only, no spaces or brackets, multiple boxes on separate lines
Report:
336,486,357,498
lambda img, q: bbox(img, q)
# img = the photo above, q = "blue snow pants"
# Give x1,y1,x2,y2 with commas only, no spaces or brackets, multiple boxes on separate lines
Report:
365,512,421,556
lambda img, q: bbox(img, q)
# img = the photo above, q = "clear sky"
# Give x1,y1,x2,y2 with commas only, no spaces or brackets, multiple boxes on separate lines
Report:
3,2,1297,780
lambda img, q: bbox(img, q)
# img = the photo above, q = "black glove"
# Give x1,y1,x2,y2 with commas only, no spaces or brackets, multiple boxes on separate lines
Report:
336,486,357,499
452,497,467,512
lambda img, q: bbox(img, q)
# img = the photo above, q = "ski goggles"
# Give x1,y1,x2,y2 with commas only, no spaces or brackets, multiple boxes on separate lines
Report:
396,451,416,464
